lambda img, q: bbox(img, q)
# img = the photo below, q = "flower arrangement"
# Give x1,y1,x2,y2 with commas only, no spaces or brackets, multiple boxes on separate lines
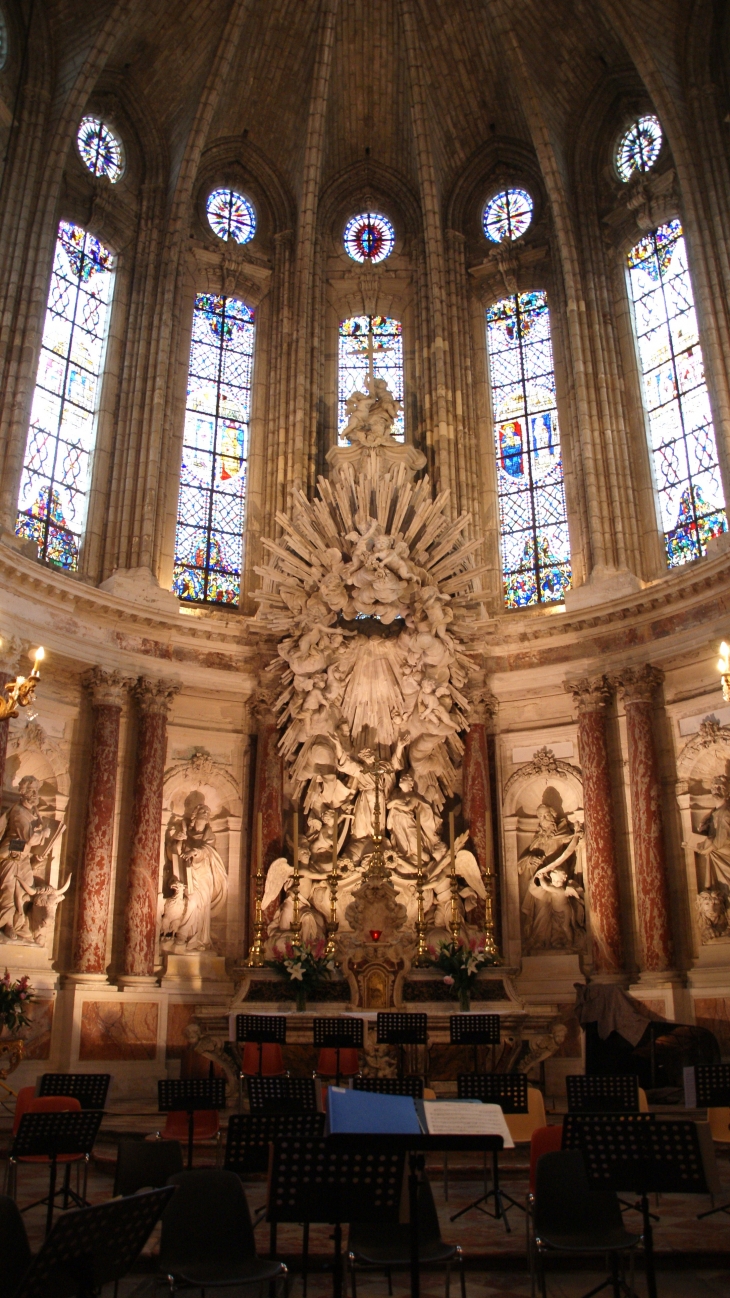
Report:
0,970,34,1034
267,939,336,1011
429,938,498,1011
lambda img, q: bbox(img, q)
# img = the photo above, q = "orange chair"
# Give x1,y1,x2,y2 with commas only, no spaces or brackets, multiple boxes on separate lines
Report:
527,1123,564,1282
7,1087,87,1207
153,1109,221,1166
241,1042,286,1077
315,1047,360,1083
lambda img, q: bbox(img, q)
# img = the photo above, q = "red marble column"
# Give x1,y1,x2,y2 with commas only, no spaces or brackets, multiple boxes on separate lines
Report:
250,696,284,936
618,665,674,973
566,676,623,974
121,678,180,979
72,669,128,976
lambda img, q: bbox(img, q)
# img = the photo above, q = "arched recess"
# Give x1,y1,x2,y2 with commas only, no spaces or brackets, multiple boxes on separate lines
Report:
161,750,243,959
317,160,423,477
501,749,584,968
675,719,730,954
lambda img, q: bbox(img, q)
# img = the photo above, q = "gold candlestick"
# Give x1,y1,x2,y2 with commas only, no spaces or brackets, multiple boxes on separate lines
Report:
246,810,266,967
325,807,339,959
290,802,302,944
413,805,429,966
0,645,44,721
448,809,461,945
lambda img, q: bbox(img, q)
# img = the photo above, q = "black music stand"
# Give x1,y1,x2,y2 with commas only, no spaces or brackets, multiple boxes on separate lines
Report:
10,1109,103,1236
563,1112,717,1298
14,1186,175,1298
37,1074,111,1110
235,1013,287,1075
449,1013,501,1071
353,1076,424,1098
376,1012,428,1079
449,1072,527,1229
566,1073,640,1112
313,1016,364,1085
685,1065,730,1218
267,1135,405,1298
247,1074,321,1114
158,1078,226,1170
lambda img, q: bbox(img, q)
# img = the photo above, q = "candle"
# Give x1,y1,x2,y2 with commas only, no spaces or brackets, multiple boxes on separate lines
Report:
257,810,263,877
293,803,298,869
332,807,338,872
416,806,422,871
449,809,456,875
31,646,45,675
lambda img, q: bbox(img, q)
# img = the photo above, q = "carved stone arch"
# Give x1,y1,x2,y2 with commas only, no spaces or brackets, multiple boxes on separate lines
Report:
503,748,583,817
318,160,422,255
444,137,546,242
163,750,242,820
676,719,730,783
196,136,297,249
6,719,70,797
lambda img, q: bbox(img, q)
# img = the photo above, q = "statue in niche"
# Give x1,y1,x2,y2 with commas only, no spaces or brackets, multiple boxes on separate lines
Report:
692,775,730,940
518,802,585,952
0,776,66,945
162,803,228,953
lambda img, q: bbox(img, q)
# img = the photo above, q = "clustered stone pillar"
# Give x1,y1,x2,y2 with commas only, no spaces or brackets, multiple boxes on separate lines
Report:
250,695,284,945
617,665,674,974
72,669,129,977
121,678,179,981
463,687,499,951
566,675,623,975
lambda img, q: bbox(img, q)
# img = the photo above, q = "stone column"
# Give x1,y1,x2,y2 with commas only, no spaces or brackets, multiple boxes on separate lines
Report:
250,694,284,937
72,669,129,978
0,636,21,798
121,678,180,981
617,665,674,973
463,686,499,945
565,675,623,975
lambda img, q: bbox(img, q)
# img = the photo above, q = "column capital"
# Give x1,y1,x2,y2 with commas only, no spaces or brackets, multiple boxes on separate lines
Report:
467,683,499,725
564,674,613,713
613,664,664,705
82,667,132,709
250,682,279,729
134,676,181,716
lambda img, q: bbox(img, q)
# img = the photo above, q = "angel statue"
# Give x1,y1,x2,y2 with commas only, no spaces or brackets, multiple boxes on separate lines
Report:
0,775,65,944
162,804,228,953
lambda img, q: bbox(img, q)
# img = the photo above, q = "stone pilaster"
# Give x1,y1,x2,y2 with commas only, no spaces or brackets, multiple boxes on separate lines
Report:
72,669,129,979
120,677,180,982
565,675,623,975
616,665,674,973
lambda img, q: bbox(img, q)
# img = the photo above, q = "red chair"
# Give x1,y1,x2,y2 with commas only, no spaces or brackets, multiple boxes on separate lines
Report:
152,1109,221,1166
241,1042,286,1077
315,1047,360,1082
527,1123,564,1285
7,1087,87,1207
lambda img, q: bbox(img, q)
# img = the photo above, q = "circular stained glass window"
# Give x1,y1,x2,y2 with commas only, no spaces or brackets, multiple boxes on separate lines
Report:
483,189,533,243
77,116,124,183
206,188,256,244
616,115,663,182
343,212,395,264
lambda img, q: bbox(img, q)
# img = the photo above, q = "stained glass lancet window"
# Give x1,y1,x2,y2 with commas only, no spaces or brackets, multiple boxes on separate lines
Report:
486,291,571,607
173,293,255,604
338,315,404,444
16,222,115,569
626,219,726,565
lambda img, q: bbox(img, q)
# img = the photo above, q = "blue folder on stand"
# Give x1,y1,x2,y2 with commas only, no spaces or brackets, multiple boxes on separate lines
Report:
327,1086,422,1134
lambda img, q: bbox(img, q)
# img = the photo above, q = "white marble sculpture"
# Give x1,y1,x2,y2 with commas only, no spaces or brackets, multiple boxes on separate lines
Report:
161,803,228,952
0,775,67,945
254,380,490,951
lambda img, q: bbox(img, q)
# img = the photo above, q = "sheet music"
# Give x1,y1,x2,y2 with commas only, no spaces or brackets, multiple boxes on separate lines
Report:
423,1101,514,1147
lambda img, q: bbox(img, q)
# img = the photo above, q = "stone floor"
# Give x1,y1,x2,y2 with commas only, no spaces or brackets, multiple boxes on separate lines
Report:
2,1106,730,1297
